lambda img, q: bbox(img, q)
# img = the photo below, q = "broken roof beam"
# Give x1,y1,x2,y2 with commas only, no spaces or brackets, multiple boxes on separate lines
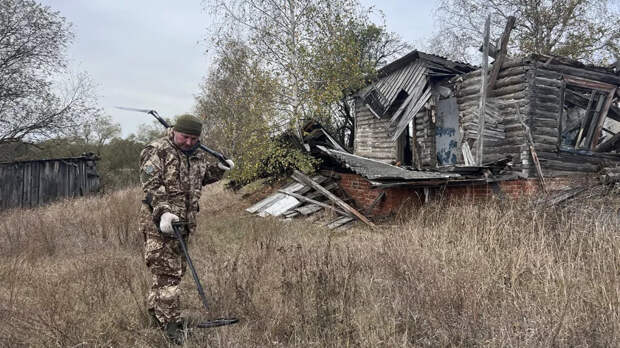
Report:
487,16,516,94
292,170,376,228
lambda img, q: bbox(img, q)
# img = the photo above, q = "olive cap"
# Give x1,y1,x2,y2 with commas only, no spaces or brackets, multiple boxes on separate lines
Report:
173,114,202,136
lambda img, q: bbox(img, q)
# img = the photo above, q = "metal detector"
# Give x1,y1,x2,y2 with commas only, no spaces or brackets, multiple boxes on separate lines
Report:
172,221,239,329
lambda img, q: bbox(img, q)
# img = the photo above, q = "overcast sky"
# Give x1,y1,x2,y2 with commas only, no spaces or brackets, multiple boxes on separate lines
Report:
41,1,438,137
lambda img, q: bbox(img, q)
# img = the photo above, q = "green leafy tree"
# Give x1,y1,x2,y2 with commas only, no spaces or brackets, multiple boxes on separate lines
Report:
202,0,408,158
195,39,317,185
204,0,407,143
429,0,620,64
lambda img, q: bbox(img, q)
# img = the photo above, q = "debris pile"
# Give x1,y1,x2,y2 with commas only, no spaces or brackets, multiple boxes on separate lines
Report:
245,170,375,231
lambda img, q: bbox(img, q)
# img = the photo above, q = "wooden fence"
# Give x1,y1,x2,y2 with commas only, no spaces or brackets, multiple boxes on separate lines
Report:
0,154,100,210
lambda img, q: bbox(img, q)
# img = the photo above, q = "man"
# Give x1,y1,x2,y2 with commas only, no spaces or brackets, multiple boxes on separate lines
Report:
139,114,233,343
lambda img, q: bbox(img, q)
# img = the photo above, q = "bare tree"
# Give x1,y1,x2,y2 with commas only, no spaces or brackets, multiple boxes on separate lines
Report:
429,0,620,64
0,0,100,147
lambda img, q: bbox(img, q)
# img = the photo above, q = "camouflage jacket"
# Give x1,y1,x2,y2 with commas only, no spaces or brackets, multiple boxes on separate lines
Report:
140,129,224,230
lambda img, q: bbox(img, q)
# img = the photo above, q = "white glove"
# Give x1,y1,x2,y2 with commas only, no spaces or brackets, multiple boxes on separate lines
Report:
159,212,179,236
218,159,235,171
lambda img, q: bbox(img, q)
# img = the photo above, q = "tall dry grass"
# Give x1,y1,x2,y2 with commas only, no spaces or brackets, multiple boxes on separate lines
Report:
0,183,618,347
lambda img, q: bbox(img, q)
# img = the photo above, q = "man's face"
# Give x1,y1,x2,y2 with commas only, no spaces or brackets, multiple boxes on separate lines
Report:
173,131,200,151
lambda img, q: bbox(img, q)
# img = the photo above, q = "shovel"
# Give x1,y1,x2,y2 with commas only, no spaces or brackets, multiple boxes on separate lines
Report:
172,221,239,329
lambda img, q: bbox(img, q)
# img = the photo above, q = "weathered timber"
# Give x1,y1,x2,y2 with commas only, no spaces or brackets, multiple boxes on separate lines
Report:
533,68,564,80
458,82,527,99
459,74,526,95
278,190,349,216
541,62,620,85
533,134,561,145
457,90,528,105
534,127,560,138
477,15,491,165
292,170,375,228
487,16,516,93
584,93,607,148
521,119,547,192
537,159,600,172
596,132,620,152
533,76,563,88
545,187,588,206
591,87,617,149
557,80,566,149
326,216,355,230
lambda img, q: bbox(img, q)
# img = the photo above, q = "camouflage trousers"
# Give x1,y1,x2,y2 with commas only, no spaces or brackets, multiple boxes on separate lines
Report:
140,206,189,325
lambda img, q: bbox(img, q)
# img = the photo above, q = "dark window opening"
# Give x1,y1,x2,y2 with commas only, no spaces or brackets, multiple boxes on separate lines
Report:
560,78,618,152
385,89,410,117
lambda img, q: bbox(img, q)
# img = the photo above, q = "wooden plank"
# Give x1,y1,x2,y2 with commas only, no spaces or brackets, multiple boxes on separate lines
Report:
462,142,475,165
291,170,375,228
590,87,617,149
563,75,616,91
327,216,355,230
583,93,607,148
487,16,516,93
295,204,323,216
278,190,350,216
518,105,547,193
478,15,490,166
574,91,598,148
596,132,620,152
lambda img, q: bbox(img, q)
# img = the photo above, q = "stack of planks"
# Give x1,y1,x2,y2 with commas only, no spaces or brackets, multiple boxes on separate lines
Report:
245,171,374,231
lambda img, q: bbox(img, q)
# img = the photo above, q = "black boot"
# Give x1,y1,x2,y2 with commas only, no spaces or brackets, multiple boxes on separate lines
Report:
164,321,187,345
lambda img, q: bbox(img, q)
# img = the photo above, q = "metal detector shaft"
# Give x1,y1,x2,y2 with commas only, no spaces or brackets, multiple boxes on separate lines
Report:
171,222,239,329
172,222,210,311
115,106,230,166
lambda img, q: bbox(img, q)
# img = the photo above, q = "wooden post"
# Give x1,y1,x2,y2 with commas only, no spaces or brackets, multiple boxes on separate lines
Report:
517,105,547,193
557,79,566,150
477,15,491,166
487,16,515,93
590,87,617,149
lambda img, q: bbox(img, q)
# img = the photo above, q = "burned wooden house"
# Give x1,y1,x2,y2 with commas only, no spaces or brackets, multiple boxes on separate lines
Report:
354,50,620,173
0,153,100,210
310,49,620,215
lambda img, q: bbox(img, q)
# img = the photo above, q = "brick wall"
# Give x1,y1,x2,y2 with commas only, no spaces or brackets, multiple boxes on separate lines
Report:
337,172,596,217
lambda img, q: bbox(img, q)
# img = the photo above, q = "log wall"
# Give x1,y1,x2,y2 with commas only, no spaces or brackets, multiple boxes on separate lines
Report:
354,97,397,162
454,57,530,173
413,109,435,167
530,60,620,176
